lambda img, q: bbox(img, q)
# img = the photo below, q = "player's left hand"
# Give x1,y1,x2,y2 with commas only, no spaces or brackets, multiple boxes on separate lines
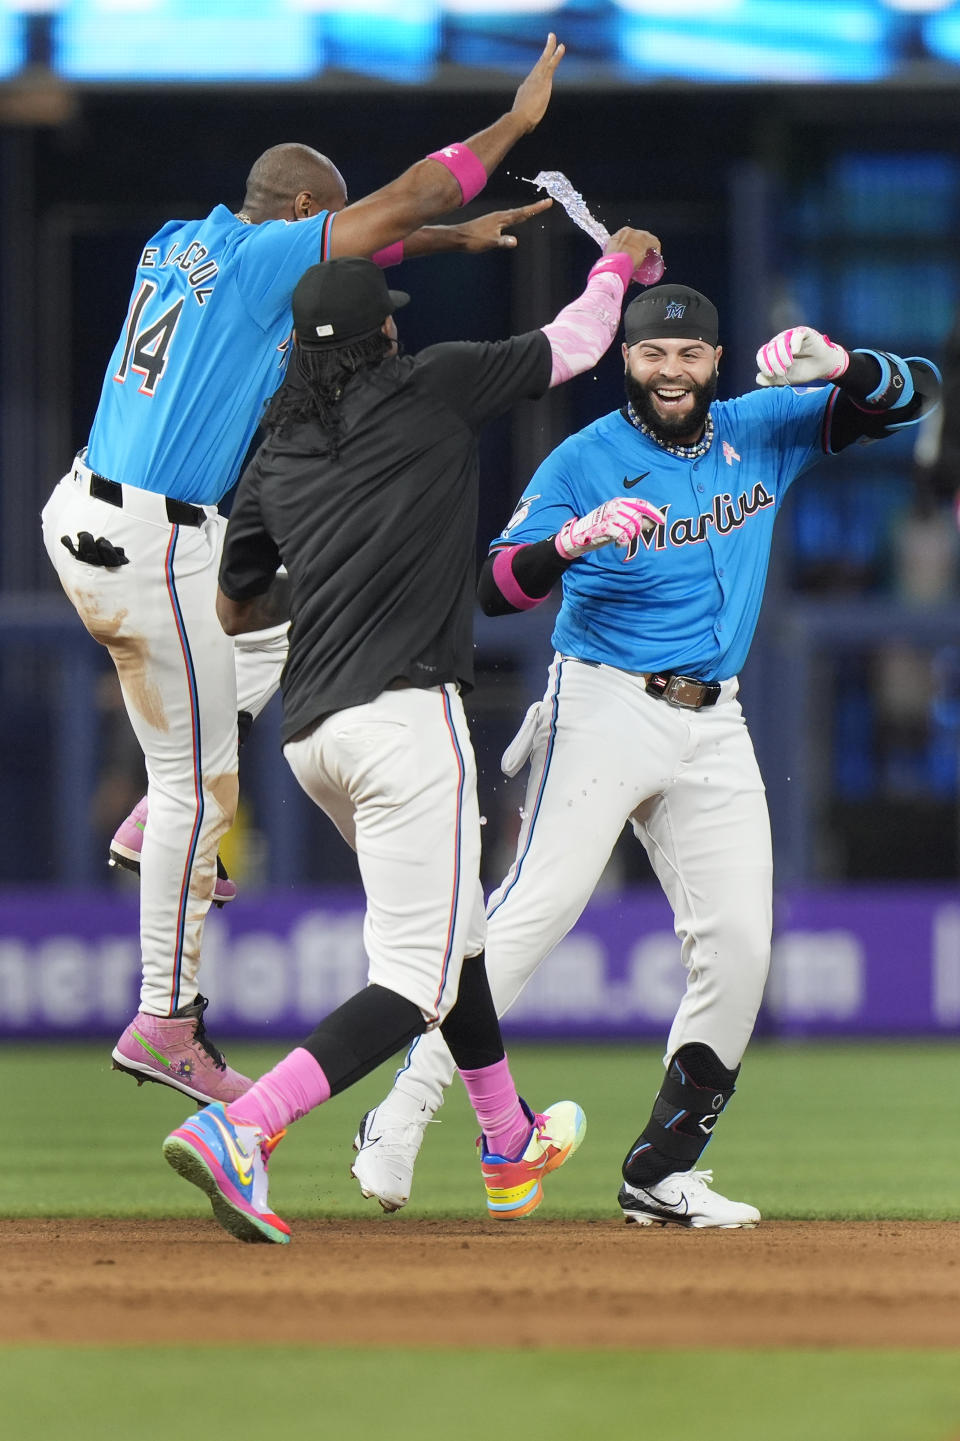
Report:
457,198,553,251
755,326,849,387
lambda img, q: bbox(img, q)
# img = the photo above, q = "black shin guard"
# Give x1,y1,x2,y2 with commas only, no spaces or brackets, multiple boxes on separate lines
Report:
301,984,426,1096
439,952,506,1072
621,1044,740,1187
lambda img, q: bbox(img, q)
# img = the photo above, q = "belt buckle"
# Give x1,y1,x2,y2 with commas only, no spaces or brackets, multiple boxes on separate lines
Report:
663,674,704,710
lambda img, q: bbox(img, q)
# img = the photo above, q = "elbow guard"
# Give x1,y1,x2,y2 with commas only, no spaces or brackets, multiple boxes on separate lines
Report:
850,348,915,410
876,357,939,429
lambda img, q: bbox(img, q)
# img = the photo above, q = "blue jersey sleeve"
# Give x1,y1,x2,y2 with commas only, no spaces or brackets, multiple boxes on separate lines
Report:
491,442,584,551
234,211,333,325
724,384,831,504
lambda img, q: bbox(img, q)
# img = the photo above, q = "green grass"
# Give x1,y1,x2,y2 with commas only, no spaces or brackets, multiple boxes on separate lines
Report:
5,1039,960,1219
2,1348,959,1441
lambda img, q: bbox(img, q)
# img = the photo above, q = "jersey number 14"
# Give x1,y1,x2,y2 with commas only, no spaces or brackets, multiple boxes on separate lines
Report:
113,280,184,396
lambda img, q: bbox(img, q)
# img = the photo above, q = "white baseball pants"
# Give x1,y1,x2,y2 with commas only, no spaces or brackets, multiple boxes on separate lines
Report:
42,460,239,1015
390,652,773,1111
283,684,486,1024
234,620,289,721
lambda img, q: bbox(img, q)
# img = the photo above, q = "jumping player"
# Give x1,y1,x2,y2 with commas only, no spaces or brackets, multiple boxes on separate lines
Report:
160,228,665,1242
351,288,942,1227
40,35,566,1107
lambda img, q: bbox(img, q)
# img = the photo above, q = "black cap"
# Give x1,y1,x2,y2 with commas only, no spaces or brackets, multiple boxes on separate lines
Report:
624,285,719,348
293,257,410,349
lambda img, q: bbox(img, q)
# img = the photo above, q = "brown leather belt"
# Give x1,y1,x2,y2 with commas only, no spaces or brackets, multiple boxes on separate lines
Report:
644,671,720,710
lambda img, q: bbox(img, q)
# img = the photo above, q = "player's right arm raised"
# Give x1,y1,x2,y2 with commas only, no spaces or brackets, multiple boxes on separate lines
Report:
328,34,565,260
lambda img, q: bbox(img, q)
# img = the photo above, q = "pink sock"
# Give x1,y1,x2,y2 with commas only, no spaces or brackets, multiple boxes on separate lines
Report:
226,1047,331,1135
459,1057,532,1160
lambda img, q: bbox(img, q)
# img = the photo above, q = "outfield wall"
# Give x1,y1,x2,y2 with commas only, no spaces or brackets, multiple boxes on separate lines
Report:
2,886,959,1041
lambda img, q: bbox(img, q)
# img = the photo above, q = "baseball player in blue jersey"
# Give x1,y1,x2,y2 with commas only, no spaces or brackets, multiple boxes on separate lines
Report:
39,36,566,1108
351,284,941,1227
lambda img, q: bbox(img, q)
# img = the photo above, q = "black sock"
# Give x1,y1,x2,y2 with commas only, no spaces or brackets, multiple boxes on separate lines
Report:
439,952,506,1072
300,984,426,1096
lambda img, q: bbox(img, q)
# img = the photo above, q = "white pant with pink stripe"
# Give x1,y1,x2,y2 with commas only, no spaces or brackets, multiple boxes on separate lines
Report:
386,652,774,1112
283,684,485,1024
42,462,239,1016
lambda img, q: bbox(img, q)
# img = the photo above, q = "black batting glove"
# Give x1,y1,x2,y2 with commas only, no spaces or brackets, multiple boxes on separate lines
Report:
61,531,130,568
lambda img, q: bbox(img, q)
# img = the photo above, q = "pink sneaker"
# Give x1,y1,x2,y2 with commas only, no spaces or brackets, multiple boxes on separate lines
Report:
111,994,252,1105
108,796,238,907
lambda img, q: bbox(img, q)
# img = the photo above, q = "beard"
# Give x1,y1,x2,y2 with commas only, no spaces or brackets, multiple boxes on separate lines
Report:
625,368,718,445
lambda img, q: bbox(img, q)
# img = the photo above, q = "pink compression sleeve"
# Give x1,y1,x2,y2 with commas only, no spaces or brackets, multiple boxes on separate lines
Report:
426,144,487,205
541,253,633,388
371,241,404,268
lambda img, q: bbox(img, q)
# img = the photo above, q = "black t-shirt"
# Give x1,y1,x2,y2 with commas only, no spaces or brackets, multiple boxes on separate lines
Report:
220,330,552,742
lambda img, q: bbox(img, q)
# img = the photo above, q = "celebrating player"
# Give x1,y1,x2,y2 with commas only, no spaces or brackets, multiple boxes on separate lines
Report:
351,290,942,1228
40,36,566,1107
161,223,665,1242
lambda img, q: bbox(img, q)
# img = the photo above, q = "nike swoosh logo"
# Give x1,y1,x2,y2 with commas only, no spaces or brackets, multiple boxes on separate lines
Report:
623,472,650,489
209,1112,254,1188
652,1192,688,1214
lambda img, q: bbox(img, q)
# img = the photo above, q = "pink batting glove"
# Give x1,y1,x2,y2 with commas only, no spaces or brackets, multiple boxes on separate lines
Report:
555,497,666,560
755,325,849,386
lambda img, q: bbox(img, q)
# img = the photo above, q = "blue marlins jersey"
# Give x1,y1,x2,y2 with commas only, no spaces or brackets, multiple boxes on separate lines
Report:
493,385,834,680
86,205,334,505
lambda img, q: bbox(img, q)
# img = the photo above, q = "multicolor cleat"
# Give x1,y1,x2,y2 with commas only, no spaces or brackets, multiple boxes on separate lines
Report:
162,1102,291,1245
112,994,252,1106
480,1099,586,1220
109,795,238,907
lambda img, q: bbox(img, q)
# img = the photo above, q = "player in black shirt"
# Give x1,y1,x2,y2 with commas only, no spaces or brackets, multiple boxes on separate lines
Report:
162,241,665,1242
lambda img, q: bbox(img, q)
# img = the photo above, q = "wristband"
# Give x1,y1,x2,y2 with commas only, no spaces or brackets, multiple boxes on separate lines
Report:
426,144,487,206
370,241,404,269
588,252,634,290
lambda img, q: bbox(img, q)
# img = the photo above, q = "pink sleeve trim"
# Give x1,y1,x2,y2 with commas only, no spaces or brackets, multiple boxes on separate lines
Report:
371,241,404,268
492,546,546,611
426,144,487,205
541,266,627,388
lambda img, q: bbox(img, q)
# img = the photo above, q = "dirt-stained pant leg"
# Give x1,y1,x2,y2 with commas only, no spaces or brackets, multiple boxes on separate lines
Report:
284,684,486,1025
42,470,239,1015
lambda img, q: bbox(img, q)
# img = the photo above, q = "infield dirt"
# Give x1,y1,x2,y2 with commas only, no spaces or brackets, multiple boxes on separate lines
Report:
5,1218,960,1348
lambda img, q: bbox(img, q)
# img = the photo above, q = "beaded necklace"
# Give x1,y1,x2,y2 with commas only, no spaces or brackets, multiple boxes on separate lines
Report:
626,402,714,460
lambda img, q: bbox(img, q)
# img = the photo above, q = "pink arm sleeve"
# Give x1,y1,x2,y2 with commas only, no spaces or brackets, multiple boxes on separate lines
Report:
491,546,548,611
540,253,634,388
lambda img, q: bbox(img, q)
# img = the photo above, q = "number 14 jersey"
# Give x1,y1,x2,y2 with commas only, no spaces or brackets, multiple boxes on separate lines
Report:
86,204,332,506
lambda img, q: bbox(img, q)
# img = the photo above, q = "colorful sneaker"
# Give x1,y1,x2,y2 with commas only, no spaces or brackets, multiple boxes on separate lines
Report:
108,796,238,907
618,1169,760,1229
351,1096,434,1212
480,1099,586,1220
162,1102,291,1244
111,994,252,1105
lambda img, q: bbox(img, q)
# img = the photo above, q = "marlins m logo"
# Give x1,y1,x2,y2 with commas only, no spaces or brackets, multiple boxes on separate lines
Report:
665,301,686,320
